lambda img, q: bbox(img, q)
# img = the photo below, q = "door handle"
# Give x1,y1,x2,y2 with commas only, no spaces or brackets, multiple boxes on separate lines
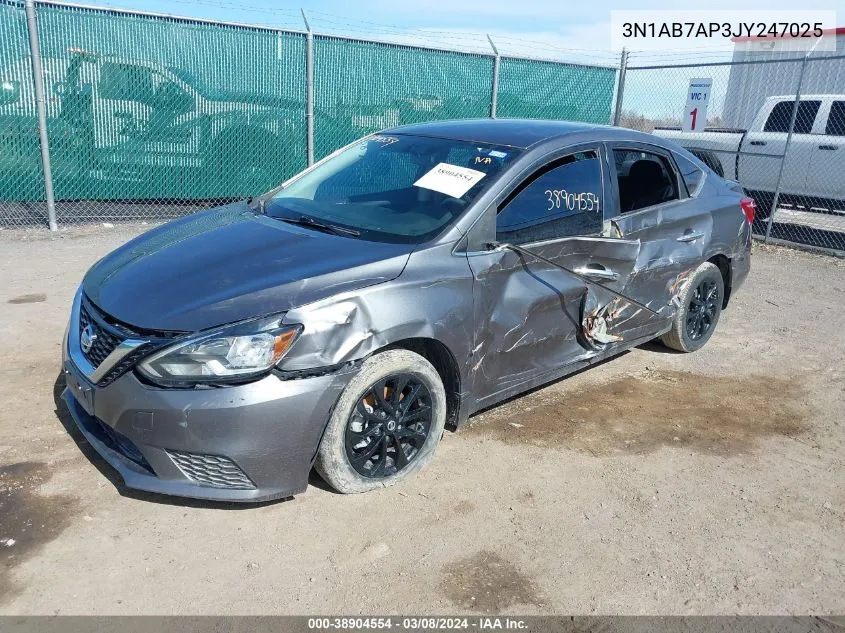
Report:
573,266,620,281
819,144,838,150
749,140,767,146
677,231,705,242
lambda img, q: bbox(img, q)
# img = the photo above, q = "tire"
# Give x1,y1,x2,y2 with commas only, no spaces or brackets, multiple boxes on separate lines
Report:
660,262,724,353
315,349,447,494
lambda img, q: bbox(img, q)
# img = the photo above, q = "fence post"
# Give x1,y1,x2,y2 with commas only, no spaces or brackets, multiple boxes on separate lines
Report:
24,0,57,231
487,34,499,119
764,40,818,242
301,9,315,166
612,48,628,126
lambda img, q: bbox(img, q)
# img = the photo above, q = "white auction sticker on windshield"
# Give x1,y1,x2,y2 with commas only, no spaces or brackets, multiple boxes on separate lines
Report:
413,163,486,198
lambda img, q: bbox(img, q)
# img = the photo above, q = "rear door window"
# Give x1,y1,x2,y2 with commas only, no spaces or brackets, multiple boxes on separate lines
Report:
496,150,603,245
764,100,821,134
613,149,680,213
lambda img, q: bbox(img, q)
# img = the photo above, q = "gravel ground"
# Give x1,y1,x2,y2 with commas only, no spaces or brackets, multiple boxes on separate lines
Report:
0,224,843,615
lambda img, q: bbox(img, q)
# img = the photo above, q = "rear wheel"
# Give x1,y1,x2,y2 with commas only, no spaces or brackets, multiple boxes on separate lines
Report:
315,349,447,494
661,262,724,353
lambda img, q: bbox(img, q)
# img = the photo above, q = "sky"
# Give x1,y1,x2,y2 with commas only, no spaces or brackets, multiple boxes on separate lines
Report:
75,0,844,64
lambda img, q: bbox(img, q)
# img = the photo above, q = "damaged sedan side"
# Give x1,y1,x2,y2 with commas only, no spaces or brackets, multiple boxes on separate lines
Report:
61,119,752,502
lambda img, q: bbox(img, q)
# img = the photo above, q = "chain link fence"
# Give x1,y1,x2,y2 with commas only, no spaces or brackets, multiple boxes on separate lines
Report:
2,0,844,255
0,0,618,229
619,47,845,253
0,1,45,225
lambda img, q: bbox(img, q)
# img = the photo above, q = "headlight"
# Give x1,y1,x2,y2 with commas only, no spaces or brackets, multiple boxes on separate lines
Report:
137,318,301,385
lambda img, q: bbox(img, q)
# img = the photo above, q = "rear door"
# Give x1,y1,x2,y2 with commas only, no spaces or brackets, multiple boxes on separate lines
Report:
739,98,820,195
466,145,659,406
606,142,710,322
806,99,845,201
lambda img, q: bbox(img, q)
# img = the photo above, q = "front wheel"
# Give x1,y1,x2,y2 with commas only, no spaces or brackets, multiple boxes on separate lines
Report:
315,349,447,494
661,262,724,352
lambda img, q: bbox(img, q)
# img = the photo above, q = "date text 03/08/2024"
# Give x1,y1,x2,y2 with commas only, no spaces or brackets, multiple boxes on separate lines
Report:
307,617,529,630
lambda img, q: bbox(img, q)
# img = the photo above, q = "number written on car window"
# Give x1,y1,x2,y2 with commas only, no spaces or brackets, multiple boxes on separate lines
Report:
496,150,603,245
544,189,600,212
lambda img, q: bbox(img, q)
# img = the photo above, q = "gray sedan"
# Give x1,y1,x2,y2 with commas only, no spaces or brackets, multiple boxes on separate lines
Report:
62,119,753,502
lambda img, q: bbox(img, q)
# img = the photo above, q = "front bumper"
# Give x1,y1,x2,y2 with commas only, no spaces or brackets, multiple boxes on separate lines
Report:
61,341,357,502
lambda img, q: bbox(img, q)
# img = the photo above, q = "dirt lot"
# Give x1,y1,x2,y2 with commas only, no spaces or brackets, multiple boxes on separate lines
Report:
0,224,843,615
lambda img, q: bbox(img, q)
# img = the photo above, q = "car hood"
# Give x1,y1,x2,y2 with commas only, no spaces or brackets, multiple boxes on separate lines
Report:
82,201,414,332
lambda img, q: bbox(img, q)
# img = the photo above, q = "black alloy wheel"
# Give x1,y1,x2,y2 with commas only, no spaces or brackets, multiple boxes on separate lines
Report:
344,375,433,478
685,279,719,341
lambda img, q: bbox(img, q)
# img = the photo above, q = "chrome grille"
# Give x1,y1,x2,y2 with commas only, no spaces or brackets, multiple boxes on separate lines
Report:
75,296,165,387
166,450,255,490
79,302,124,368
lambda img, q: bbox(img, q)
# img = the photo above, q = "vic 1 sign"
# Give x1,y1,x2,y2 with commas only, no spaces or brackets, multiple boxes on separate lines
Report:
682,78,712,132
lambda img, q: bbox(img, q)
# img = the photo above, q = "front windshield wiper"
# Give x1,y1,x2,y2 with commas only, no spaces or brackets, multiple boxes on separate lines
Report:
278,215,361,238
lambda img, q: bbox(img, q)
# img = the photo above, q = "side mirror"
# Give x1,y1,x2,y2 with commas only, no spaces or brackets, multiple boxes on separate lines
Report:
0,80,20,105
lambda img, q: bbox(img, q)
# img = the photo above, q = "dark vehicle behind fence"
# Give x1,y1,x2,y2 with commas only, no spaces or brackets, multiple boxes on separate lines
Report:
0,50,304,202
61,119,752,502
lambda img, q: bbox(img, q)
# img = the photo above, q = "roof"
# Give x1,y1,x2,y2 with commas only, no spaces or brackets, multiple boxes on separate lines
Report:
383,118,613,149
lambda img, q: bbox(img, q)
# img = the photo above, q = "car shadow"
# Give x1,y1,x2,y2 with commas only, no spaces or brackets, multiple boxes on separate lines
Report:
467,352,627,419
52,372,291,510
636,340,685,355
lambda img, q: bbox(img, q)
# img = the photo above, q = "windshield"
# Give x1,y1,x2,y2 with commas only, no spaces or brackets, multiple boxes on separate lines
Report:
265,134,519,244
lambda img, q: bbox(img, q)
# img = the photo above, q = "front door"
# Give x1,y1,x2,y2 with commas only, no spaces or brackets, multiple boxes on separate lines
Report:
467,146,662,407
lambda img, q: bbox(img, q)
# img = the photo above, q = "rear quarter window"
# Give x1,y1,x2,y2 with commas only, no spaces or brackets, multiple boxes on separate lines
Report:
673,153,706,197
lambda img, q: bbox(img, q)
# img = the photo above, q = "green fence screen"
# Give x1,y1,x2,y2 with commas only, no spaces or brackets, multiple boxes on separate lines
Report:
314,37,494,160
497,57,616,122
0,0,617,226
0,1,46,224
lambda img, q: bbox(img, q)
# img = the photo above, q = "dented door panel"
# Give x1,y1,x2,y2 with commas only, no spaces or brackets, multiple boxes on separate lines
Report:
612,198,714,319
467,236,659,406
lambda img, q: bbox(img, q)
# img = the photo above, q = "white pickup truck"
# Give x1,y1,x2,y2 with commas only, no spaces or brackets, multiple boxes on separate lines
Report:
653,94,845,218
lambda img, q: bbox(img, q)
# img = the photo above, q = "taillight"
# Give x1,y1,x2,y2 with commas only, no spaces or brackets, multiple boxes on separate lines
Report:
740,197,756,224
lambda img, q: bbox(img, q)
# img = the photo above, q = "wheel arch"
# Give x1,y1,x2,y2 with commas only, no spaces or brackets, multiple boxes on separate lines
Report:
381,337,462,428
708,253,732,308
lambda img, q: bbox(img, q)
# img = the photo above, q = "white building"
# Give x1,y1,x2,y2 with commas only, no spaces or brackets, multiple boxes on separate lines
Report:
722,28,845,128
